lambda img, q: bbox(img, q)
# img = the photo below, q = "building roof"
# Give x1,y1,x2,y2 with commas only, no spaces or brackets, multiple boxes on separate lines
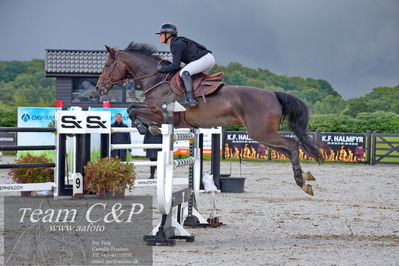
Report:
45,49,172,77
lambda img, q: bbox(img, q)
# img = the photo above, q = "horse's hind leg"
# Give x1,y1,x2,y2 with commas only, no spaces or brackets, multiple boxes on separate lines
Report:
282,137,314,195
273,137,316,183
250,131,314,196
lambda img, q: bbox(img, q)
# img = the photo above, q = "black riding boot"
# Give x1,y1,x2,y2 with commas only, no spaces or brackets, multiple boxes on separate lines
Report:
180,71,197,108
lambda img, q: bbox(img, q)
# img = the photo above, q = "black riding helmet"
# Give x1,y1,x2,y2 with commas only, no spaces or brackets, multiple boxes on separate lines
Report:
155,23,177,35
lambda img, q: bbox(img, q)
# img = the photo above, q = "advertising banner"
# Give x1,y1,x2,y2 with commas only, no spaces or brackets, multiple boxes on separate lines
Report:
17,107,58,146
0,132,16,146
17,107,218,157
223,131,267,159
56,110,111,134
223,131,367,163
174,128,222,156
320,132,366,162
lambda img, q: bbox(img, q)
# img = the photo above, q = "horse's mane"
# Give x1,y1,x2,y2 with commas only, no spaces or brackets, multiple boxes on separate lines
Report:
124,42,162,60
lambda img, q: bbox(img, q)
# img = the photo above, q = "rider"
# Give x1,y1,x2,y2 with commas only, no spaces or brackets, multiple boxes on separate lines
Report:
156,23,215,107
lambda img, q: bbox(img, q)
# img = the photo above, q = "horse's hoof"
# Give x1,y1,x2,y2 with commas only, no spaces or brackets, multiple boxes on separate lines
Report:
301,184,314,196
149,125,161,135
302,171,316,181
135,124,148,135
138,127,148,135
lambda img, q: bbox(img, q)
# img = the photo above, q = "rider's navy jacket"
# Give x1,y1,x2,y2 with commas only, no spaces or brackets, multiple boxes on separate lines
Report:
158,36,211,73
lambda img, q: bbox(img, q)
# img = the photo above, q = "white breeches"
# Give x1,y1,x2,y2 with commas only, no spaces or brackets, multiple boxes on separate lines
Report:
179,53,215,76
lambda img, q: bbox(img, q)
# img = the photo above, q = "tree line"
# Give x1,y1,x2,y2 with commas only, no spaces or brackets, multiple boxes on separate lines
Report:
0,60,398,132
211,63,399,133
0,60,55,126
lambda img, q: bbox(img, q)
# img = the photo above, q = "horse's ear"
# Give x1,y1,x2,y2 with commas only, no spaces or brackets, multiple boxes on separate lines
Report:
105,45,115,56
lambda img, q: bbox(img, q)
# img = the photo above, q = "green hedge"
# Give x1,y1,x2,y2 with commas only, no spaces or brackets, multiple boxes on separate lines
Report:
309,111,399,133
225,111,399,133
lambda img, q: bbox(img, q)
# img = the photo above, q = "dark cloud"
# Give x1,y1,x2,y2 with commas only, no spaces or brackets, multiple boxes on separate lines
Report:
0,0,398,98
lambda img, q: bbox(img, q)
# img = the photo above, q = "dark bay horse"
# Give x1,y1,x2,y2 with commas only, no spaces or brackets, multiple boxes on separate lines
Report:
96,43,324,195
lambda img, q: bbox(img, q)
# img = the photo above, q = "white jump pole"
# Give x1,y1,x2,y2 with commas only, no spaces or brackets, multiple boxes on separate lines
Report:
157,124,174,215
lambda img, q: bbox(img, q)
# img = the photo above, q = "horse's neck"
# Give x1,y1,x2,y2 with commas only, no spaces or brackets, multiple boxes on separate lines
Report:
123,55,172,104
124,54,164,92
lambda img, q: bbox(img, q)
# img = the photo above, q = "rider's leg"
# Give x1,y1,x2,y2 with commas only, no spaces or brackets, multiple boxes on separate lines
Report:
200,54,216,73
180,71,196,107
180,53,215,75
179,53,215,108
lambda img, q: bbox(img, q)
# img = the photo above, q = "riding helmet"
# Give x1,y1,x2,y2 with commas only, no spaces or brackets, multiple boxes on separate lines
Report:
156,23,177,35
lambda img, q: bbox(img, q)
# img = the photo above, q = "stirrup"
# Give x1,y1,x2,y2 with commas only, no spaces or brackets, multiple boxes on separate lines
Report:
187,98,197,107
179,97,197,108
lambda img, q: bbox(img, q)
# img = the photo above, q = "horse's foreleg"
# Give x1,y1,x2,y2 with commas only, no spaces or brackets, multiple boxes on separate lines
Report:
127,106,149,135
127,102,148,114
128,106,163,134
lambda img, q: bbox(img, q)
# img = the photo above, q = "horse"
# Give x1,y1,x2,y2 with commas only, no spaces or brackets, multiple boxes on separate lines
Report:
96,42,324,195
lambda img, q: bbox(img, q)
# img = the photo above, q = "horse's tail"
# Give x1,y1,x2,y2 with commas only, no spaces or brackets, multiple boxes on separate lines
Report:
274,91,324,163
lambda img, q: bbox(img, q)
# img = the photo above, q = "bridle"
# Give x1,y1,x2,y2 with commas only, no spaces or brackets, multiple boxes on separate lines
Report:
97,49,170,97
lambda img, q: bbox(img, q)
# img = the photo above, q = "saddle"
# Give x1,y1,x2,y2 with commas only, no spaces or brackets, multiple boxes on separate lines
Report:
170,72,224,98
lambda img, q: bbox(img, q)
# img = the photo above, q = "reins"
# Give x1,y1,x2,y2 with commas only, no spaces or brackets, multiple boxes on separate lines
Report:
143,72,170,95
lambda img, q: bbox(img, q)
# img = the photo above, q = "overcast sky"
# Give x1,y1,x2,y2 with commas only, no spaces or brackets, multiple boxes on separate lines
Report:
1,0,398,99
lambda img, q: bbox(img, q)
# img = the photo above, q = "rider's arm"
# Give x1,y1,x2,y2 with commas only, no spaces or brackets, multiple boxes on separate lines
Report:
157,40,185,73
